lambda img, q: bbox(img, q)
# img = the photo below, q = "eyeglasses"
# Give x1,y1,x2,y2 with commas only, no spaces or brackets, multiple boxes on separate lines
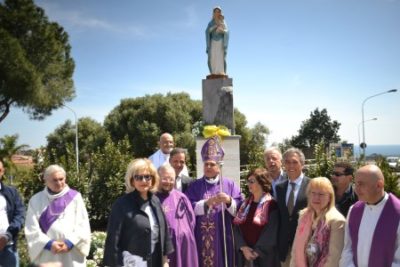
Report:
132,175,153,182
310,191,328,198
247,178,257,184
161,177,174,182
331,172,346,177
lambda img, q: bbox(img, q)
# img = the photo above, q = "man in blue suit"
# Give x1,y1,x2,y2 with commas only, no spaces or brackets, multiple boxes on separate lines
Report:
0,159,25,267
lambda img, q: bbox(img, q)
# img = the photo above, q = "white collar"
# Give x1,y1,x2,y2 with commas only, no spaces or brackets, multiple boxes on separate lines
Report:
205,175,220,184
45,185,70,200
366,192,388,208
288,173,304,186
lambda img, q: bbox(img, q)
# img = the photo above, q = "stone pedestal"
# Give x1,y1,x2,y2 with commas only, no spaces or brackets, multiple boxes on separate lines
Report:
202,78,234,134
196,136,241,187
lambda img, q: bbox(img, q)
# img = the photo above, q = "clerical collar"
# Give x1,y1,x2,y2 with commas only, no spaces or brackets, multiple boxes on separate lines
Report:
205,175,220,184
47,187,60,195
367,193,386,206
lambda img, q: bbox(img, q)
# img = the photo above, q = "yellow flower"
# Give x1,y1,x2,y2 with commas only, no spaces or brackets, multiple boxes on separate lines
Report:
202,125,230,140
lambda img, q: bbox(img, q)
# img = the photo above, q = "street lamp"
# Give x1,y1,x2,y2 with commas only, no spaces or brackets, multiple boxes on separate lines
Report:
63,104,79,174
361,89,397,159
358,117,377,159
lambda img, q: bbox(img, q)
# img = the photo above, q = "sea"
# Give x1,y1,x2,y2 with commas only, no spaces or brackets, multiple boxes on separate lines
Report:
354,144,400,157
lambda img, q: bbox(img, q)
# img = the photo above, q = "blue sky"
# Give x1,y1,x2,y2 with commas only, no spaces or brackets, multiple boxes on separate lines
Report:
1,0,399,152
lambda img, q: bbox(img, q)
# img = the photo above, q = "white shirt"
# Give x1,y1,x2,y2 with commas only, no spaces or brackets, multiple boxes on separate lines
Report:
143,202,159,253
149,149,169,170
339,193,400,267
0,186,9,235
175,175,183,192
285,173,304,205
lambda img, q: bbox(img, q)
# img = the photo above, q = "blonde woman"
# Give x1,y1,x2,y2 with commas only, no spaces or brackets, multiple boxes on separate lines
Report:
290,177,345,267
103,158,173,267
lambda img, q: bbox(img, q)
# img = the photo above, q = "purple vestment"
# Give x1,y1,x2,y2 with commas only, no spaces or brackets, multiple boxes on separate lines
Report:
185,177,243,267
157,189,199,267
39,189,78,233
349,193,400,267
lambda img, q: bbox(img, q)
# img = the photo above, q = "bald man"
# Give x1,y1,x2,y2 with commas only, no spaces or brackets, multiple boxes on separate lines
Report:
340,165,400,267
149,133,175,169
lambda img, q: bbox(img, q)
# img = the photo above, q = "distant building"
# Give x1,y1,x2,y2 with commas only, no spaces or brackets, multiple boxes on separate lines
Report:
11,154,33,166
330,143,354,160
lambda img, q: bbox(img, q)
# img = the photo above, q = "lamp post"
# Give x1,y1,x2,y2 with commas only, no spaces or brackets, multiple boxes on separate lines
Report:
361,89,397,159
63,104,79,174
358,117,377,159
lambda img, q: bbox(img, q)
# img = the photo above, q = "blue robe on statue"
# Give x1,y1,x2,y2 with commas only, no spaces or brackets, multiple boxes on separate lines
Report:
185,176,242,267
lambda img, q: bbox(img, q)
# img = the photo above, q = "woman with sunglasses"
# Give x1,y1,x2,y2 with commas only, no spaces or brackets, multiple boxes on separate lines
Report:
103,158,173,267
290,177,345,267
233,168,280,267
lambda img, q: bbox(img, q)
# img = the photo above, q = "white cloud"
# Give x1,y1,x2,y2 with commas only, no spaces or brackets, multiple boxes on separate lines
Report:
38,1,146,38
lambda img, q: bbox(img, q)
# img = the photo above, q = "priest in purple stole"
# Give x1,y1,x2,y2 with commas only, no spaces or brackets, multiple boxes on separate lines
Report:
156,164,198,267
186,136,243,267
340,165,400,267
25,165,91,267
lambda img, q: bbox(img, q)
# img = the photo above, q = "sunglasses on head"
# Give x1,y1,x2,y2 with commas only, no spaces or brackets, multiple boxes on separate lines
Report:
132,175,153,182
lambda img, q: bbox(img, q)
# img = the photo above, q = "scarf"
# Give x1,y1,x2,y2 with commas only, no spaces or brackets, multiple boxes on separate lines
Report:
39,185,78,233
293,209,331,267
233,193,272,226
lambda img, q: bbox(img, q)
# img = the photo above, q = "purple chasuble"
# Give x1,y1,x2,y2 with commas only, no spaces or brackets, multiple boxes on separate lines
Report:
349,193,400,267
157,189,199,267
185,177,243,267
39,189,78,234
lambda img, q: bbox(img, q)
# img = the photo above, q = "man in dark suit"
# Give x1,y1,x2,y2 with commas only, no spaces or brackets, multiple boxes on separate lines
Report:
169,148,194,193
275,148,310,267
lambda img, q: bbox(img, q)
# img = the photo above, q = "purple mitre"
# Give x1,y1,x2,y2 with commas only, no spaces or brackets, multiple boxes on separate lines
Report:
201,137,225,162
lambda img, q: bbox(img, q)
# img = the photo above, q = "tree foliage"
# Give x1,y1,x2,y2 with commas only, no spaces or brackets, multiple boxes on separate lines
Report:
305,142,337,178
238,121,269,168
0,0,75,123
46,117,107,169
88,137,132,229
0,134,28,171
104,92,202,162
289,108,341,150
374,156,400,197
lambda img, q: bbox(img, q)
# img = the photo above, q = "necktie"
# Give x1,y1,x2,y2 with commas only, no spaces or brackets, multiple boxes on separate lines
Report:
287,182,296,215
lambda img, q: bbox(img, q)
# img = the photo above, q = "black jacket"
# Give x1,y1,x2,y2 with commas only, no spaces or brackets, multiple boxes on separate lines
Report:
234,200,280,267
275,176,310,262
0,181,25,251
103,190,174,267
336,184,358,217
179,174,194,193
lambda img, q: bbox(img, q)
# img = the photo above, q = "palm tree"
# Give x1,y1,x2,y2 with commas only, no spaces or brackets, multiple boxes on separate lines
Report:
0,134,29,172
